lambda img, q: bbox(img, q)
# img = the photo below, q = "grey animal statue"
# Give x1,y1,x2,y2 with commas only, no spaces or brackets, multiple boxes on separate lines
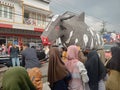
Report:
41,11,104,50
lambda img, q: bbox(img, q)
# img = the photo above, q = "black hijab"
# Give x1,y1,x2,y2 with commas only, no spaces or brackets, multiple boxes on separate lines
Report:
85,50,106,90
106,46,120,72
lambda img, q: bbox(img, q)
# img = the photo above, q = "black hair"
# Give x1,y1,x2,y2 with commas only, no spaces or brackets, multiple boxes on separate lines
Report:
31,46,35,49
62,47,67,51
23,43,30,47
116,42,120,47
52,45,58,47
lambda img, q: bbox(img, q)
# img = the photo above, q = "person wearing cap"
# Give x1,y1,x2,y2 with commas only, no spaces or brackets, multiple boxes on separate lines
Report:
10,44,20,66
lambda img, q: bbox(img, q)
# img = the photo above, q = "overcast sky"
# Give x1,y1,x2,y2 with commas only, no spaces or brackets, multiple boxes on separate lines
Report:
50,0,120,32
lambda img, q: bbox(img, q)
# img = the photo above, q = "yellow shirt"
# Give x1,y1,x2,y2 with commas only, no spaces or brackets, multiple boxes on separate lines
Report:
62,51,67,62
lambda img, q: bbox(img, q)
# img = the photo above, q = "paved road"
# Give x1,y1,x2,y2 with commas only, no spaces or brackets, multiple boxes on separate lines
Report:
40,62,48,77
43,82,51,90
40,62,51,90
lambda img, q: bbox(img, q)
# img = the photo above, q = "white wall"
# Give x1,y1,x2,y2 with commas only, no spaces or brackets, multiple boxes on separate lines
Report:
14,2,23,23
0,0,50,23
0,0,23,23
0,0,14,22
24,0,50,11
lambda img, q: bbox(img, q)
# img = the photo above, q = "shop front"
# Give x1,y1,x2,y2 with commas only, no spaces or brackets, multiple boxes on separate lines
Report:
0,28,42,48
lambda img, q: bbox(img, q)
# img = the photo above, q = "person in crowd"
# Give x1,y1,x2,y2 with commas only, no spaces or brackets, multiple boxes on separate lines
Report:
48,46,71,90
22,45,43,90
28,67,43,90
85,50,107,90
8,43,12,55
62,46,68,62
43,45,50,60
2,66,36,90
105,44,120,90
96,45,106,64
20,45,23,52
31,46,36,49
77,46,87,63
1,44,6,55
21,43,41,69
44,45,50,56
65,45,89,90
10,44,20,66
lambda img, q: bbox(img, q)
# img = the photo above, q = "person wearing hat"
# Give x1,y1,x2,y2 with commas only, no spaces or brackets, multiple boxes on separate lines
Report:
10,44,20,66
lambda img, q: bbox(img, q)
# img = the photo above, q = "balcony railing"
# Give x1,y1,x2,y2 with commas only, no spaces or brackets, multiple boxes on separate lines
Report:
23,17,50,28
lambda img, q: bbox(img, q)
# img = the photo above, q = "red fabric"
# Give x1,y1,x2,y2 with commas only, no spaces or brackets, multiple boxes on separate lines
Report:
0,23,12,28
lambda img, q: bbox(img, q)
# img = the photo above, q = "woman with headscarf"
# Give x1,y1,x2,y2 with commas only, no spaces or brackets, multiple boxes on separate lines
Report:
2,66,36,90
65,45,89,90
48,47,71,90
106,45,120,90
85,50,107,90
77,46,87,64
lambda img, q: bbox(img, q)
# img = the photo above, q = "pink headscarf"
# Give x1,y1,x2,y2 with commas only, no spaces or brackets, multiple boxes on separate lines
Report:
67,45,79,60
66,45,79,72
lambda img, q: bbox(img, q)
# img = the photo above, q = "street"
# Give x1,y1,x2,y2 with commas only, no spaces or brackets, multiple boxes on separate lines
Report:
0,0,120,90
40,62,51,90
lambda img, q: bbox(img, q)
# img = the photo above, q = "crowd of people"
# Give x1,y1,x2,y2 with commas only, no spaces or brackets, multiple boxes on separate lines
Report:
0,43,46,67
0,43,21,67
1,43,120,90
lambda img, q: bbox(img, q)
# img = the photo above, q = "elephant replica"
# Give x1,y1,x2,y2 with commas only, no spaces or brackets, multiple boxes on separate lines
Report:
41,11,104,51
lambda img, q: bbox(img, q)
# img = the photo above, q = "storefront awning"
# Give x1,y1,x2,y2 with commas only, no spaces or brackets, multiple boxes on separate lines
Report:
0,22,44,32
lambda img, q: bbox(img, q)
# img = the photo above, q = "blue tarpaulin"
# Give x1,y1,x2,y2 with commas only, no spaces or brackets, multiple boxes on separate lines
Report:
103,34,111,42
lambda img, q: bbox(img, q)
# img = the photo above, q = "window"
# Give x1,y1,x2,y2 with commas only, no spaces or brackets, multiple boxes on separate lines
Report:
42,15,46,24
4,6,7,18
9,7,13,19
0,4,13,19
31,13,36,25
24,12,29,18
24,12,30,24
37,14,41,26
42,15,46,27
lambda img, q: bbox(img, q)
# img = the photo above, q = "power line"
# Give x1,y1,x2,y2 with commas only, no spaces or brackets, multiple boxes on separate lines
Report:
50,0,118,25
50,1,120,32
1,1,119,28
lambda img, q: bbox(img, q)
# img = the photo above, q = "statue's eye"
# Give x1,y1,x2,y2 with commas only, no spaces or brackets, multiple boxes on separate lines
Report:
55,26,60,31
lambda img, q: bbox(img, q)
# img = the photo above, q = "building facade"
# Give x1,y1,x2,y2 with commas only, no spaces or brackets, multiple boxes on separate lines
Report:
0,0,51,47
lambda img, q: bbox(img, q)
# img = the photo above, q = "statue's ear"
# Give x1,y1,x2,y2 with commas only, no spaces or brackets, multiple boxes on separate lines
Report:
59,20,66,30
78,12,85,22
60,25,66,30
60,15,75,21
